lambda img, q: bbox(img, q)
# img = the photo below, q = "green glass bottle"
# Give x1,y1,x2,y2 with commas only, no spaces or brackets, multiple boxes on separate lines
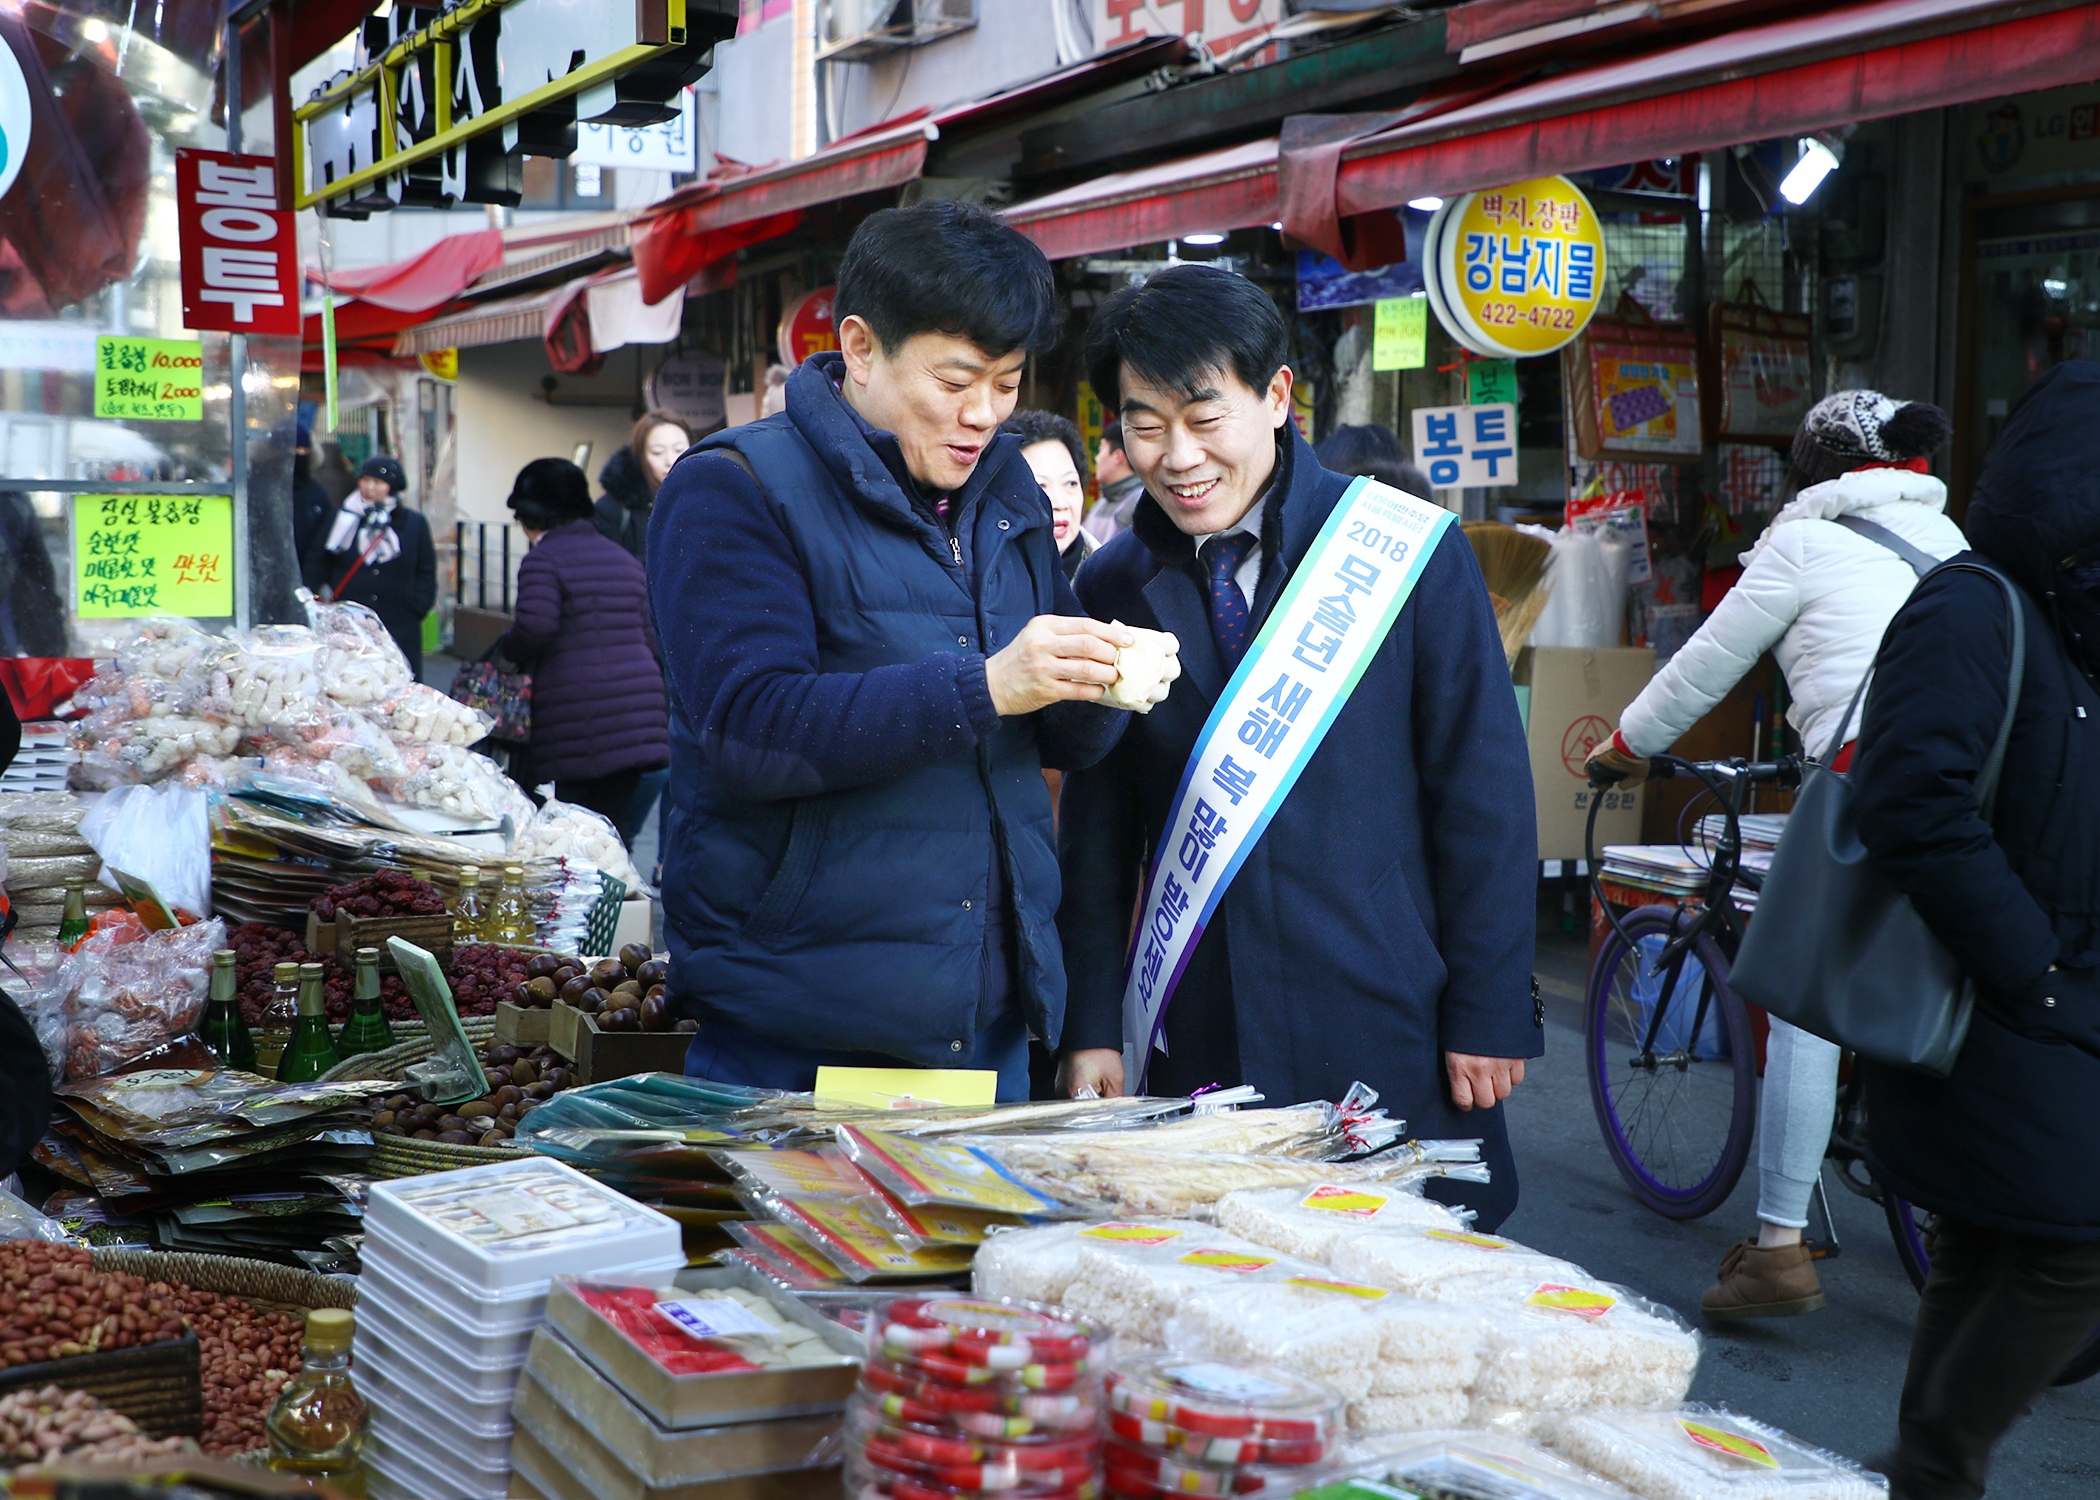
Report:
336,947,396,1059
201,949,258,1073
56,880,91,951
254,962,300,1076
276,962,342,1083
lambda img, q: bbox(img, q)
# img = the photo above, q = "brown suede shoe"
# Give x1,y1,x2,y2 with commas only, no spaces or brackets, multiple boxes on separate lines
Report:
1700,1238,1828,1320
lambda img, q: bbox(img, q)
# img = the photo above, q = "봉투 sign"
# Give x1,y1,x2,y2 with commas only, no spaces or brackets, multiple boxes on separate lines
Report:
95,338,204,422
1424,176,1607,359
175,150,301,337
74,494,234,617
1410,402,1519,490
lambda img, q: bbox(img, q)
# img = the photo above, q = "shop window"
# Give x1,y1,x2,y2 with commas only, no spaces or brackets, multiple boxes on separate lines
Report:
518,157,618,211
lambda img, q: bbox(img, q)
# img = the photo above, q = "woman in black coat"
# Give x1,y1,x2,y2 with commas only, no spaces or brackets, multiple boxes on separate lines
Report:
303,456,438,678
1852,359,2100,1500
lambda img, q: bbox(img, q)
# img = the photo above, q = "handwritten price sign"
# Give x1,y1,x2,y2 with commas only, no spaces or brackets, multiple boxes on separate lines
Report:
95,338,205,421
73,494,233,617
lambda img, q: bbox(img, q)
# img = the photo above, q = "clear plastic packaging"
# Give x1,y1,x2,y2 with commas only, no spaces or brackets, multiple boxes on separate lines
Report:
364,1155,683,1295
568,1278,858,1377
1460,1281,1701,1417
304,594,414,706
973,1222,1129,1309
378,682,495,746
1324,1227,1588,1300
715,1147,879,1214
1212,1183,1468,1260
1536,1406,1887,1499
514,793,647,892
381,742,533,824
224,625,327,730
1103,1355,1340,1461
840,1126,1076,1219
776,1197,981,1282
45,916,225,1079
727,1221,859,1289
1339,1433,1644,1499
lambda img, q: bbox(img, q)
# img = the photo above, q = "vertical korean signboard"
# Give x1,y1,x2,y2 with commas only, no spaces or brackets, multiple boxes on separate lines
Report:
174,150,300,336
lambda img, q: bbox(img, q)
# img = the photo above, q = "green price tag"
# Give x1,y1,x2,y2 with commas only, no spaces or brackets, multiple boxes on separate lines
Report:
95,337,205,421
1372,297,1426,371
1468,358,1520,406
73,494,233,618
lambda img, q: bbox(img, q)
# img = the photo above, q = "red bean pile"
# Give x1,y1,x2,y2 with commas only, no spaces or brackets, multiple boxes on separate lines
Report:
313,871,445,921
227,923,521,1024
0,1244,307,1456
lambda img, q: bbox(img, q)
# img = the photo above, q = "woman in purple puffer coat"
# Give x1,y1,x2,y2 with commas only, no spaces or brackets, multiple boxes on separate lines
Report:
497,459,668,840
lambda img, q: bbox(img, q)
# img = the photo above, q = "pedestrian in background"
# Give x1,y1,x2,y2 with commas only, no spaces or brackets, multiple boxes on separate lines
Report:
1852,360,2100,1500
1085,420,1143,542
597,410,693,568
305,455,436,678
1586,390,1961,1320
1315,422,1432,496
0,491,64,657
497,458,668,839
1002,409,1094,580
287,414,333,570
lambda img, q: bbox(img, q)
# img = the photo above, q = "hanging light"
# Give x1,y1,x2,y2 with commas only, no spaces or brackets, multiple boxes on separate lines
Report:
1182,232,1227,246
1779,137,1841,205
1408,197,1444,211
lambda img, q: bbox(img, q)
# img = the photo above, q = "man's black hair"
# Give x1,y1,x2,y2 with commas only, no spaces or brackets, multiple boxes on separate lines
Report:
835,200,1062,359
1085,264,1288,413
1316,423,1431,495
507,457,595,530
1000,409,1088,480
1100,419,1125,454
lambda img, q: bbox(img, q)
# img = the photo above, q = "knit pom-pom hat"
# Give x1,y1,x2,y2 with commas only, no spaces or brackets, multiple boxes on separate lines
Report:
1789,390,1951,487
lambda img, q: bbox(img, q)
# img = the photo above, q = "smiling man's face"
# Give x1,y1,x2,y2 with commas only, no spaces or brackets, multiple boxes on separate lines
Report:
1117,361,1292,536
839,316,1027,493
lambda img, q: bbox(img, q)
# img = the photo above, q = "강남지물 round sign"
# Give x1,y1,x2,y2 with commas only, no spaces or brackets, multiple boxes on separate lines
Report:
1425,176,1607,359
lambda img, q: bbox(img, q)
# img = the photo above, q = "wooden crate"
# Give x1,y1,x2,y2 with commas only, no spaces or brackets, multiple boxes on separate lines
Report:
0,1328,202,1438
335,912,454,971
496,1000,553,1046
548,1001,687,1082
304,910,335,958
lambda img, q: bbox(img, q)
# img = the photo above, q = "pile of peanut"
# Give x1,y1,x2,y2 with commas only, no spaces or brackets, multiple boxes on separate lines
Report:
0,1385,198,1470
0,1244,308,1455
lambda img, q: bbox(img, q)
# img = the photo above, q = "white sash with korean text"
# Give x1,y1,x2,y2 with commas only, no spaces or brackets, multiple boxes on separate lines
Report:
1121,477,1455,1090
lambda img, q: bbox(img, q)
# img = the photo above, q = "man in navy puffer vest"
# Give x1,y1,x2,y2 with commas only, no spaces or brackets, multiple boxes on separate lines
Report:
647,202,1150,1099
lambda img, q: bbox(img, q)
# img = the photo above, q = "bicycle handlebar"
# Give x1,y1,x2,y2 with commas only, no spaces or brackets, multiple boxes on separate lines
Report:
1587,754,1803,792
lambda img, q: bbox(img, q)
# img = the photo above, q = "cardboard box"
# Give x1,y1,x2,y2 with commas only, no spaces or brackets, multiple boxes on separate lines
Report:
496,1000,553,1046
1515,646,1655,862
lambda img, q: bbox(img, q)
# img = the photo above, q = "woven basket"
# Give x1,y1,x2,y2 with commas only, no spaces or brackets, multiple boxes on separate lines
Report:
87,1250,357,1313
368,1135,524,1178
317,1017,497,1084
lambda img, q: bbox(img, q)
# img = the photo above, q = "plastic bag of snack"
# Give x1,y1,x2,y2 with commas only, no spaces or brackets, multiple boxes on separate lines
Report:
52,917,225,1080
512,793,645,890
380,742,532,824
375,683,492,746
303,595,413,706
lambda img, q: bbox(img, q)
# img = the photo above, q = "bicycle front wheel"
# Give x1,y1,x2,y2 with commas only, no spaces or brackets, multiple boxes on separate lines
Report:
1586,905,1758,1219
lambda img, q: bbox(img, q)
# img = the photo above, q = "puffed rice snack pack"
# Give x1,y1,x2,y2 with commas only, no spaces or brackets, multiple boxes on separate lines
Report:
1212,1182,1469,1262
1537,1406,1887,1500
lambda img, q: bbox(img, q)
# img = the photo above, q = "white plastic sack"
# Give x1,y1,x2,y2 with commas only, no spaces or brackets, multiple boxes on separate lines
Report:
78,782,212,918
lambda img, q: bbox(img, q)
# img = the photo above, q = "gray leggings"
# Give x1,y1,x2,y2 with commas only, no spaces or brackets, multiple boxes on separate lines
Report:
1757,1018,1841,1229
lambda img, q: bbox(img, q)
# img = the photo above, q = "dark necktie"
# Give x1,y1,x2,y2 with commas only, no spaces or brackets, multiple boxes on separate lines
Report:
1203,531,1260,669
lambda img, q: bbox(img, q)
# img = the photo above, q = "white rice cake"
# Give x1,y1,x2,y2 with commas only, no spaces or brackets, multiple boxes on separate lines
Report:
1327,1225,1588,1297
1539,1409,1887,1500
1458,1278,1700,1416
1214,1182,1466,1261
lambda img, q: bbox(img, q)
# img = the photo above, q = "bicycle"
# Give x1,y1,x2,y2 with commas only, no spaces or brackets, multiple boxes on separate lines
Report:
1581,754,2100,1386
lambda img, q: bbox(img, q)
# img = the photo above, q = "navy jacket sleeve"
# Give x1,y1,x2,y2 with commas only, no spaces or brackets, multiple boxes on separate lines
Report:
1853,569,2060,994
1056,719,1146,1053
651,452,1002,802
1412,530,1542,1059
1035,561,1130,773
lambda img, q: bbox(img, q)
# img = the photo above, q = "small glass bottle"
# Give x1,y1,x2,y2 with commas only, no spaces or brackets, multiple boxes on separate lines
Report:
453,866,489,944
491,864,532,946
254,962,300,1077
266,1307,368,1496
335,948,396,1059
55,880,91,951
277,962,342,1083
201,949,258,1073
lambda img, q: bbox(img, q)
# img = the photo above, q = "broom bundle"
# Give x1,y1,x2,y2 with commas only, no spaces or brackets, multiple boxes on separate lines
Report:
1462,522,1553,663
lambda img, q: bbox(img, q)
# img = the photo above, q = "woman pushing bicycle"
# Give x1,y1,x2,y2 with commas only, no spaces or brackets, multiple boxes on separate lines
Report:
1583,389,1961,1320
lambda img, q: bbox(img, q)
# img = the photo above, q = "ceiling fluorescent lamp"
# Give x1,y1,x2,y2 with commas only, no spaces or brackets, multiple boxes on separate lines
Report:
1408,196,1444,211
1779,137,1840,205
1182,232,1227,245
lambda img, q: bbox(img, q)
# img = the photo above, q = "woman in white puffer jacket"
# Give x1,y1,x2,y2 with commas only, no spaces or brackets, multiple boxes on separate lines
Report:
1586,390,1964,1322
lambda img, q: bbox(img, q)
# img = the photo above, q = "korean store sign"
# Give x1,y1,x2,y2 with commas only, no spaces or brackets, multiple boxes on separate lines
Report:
1411,403,1519,490
1424,176,1606,360
175,150,300,337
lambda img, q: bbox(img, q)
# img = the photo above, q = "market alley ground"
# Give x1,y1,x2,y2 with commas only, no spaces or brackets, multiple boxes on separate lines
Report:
1505,926,2100,1496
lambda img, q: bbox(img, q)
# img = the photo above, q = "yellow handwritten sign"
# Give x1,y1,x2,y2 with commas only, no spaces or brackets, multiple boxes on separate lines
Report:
95,338,205,421
74,494,233,617
1372,297,1426,371
814,1067,996,1110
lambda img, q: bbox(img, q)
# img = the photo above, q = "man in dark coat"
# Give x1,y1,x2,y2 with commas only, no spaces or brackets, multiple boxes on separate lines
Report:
1057,265,1541,1229
647,201,1142,1100
304,455,437,679
1854,359,2100,1500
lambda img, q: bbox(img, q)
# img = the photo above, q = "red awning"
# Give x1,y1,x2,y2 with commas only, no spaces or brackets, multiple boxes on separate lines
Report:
1331,0,2100,214
315,229,506,312
1002,137,1281,261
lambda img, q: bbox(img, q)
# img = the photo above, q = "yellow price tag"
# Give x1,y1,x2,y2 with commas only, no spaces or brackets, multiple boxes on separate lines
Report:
74,494,233,618
1524,1283,1617,1318
1175,1249,1276,1274
1679,1419,1780,1469
1283,1276,1389,1300
1424,1229,1513,1250
1079,1223,1186,1245
1298,1185,1391,1217
815,1067,996,1110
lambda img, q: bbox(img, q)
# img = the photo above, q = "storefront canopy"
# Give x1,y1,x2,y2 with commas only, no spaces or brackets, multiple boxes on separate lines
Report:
1329,0,2100,217
1002,137,1282,262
